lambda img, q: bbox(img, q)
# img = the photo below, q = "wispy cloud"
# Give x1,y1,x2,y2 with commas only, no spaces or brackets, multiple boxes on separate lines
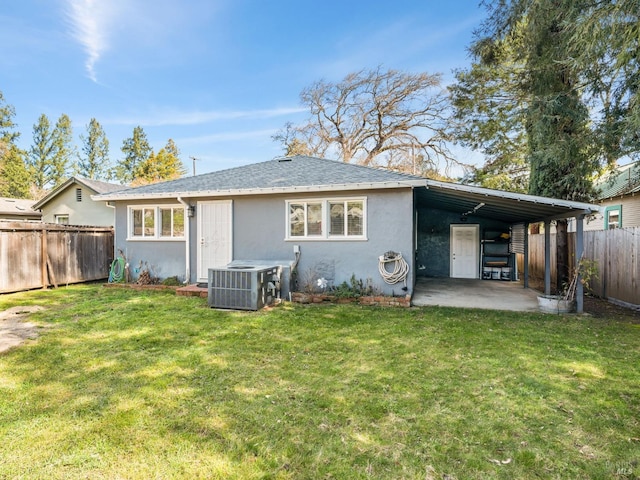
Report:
110,107,307,127
62,0,221,83
63,0,117,82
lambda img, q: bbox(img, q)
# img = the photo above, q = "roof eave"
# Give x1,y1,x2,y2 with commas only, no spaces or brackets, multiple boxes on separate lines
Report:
93,180,427,201
425,179,601,214
33,177,102,209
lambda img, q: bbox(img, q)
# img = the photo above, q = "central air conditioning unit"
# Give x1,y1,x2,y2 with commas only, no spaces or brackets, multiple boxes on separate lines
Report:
208,265,279,310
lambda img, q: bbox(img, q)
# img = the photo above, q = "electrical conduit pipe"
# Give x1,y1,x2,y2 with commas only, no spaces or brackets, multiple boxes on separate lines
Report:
177,197,191,284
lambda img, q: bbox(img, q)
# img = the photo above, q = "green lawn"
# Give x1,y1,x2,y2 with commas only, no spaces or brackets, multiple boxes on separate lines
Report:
1,285,639,479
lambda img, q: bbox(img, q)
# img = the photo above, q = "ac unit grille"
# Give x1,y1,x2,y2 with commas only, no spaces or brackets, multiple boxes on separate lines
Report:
208,266,278,310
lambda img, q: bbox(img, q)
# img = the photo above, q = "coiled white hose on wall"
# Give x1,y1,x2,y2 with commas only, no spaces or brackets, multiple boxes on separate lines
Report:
378,251,409,285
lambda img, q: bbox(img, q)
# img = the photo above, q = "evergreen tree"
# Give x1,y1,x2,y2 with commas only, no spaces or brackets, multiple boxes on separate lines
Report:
28,114,55,189
523,0,597,201
0,90,30,198
0,142,31,199
78,118,110,180
132,139,186,185
565,0,639,161
27,113,75,195
0,91,19,145
450,29,530,192
453,0,638,190
51,114,75,187
115,125,152,184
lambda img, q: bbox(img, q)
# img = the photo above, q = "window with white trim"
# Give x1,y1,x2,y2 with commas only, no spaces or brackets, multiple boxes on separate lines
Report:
605,205,621,229
129,205,185,240
161,207,185,237
55,214,69,225
286,198,366,240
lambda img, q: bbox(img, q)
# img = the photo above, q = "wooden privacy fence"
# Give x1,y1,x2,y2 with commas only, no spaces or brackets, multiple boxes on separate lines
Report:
0,222,114,294
523,227,640,307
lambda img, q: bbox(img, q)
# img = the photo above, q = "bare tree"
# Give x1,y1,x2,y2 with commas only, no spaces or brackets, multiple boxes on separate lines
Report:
274,68,468,176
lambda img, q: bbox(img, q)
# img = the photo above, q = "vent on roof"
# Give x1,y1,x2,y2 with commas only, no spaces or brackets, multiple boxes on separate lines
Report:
278,157,292,162
76,188,82,202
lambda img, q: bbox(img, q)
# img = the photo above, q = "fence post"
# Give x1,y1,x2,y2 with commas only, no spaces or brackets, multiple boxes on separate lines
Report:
544,220,551,295
575,214,585,314
523,222,529,288
41,227,47,289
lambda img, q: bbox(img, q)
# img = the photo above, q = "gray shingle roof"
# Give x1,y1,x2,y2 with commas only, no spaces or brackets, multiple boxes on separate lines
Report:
78,177,127,194
0,197,41,217
95,155,426,199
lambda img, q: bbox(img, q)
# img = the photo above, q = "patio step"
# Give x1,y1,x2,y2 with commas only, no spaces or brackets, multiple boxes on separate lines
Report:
176,284,208,298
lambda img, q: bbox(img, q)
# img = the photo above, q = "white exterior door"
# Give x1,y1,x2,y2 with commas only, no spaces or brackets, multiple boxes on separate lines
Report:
197,200,232,282
450,224,479,279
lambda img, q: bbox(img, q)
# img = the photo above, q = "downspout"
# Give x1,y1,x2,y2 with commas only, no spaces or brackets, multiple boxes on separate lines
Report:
105,202,116,260
177,197,191,284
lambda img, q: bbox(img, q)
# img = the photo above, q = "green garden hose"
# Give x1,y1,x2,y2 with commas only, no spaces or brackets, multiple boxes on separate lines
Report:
109,256,126,283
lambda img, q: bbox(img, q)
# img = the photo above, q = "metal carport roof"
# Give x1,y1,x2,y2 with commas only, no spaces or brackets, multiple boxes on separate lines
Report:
419,179,601,224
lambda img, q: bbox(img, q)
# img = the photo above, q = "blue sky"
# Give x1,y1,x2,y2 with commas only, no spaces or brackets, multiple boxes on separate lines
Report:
1,0,485,176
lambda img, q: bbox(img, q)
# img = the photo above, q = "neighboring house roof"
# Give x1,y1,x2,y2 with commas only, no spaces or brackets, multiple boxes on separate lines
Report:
597,161,640,199
0,197,42,220
94,155,600,224
33,177,127,210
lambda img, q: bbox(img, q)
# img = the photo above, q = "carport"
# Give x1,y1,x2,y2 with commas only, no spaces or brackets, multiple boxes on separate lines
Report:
414,180,601,313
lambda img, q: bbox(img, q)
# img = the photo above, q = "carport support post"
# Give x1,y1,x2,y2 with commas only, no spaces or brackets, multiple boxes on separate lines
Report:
544,220,551,295
523,222,529,288
576,214,585,314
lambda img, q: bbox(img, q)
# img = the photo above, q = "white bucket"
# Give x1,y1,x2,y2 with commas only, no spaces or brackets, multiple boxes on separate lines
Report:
491,267,501,280
482,267,492,280
501,267,512,281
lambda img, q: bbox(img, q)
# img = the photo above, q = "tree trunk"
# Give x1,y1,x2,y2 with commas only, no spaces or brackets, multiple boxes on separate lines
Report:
555,219,569,294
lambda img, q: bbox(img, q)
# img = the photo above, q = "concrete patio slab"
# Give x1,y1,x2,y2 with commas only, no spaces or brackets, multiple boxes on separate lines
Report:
412,277,541,312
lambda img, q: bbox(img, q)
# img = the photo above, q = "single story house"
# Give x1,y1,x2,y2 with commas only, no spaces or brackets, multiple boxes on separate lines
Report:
34,177,124,226
94,155,600,310
584,160,639,230
0,197,42,221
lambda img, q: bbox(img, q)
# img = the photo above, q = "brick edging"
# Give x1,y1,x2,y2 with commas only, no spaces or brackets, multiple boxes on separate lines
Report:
291,292,411,307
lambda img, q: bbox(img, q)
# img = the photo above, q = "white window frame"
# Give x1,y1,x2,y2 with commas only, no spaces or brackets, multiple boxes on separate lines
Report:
285,197,367,241
605,206,621,230
55,214,69,225
159,206,186,238
127,205,186,241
